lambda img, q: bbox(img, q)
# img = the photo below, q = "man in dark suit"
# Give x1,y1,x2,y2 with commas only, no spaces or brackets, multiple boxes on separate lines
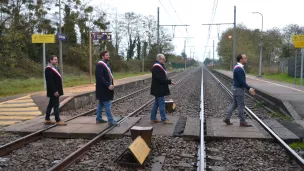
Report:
95,50,117,125
150,54,175,124
44,55,66,126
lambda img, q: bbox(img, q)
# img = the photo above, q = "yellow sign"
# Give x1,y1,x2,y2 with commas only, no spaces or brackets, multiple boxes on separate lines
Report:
128,136,150,165
294,42,304,48
292,35,304,42
32,34,55,43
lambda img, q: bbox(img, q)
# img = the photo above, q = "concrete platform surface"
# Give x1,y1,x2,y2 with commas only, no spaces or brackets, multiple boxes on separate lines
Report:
127,116,180,136
0,73,153,127
183,117,200,140
215,69,304,118
206,118,269,140
43,116,122,139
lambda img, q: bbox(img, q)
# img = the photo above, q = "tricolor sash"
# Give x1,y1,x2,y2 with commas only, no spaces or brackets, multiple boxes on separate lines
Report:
98,60,114,79
152,63,167,75
46,66,61,78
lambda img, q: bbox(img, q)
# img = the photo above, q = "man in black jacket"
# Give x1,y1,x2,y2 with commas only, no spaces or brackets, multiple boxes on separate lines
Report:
95,51,117,125
44,55,66,126
150,54,175,124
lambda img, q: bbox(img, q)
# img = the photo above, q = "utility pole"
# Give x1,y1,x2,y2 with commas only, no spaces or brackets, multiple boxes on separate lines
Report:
213,40,215,69
59,0,63,81
233,6,236,69
157,7,160,53
202,6,236,71
115,8,118,56
184,39,186,69
157,8,190,54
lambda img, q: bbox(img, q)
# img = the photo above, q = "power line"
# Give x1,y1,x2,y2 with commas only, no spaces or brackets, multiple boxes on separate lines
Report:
203,0,219,60
159,0,187,38
168,0,190,37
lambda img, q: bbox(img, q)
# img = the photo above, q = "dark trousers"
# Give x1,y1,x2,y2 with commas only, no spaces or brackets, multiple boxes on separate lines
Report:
45,96,60,122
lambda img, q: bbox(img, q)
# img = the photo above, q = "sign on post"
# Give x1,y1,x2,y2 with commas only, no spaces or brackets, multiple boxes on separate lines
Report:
32,34,56,90
32,34,56,43
57,33,67,41
292,34,304,86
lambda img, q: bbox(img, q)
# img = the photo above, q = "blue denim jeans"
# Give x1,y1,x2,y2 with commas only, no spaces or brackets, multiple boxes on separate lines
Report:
96,100,114,123
45,96,60,122
225,86,246,123
150,96,167,121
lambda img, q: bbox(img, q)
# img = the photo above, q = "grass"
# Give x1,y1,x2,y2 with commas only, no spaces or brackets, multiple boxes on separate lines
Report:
245,72,304,86
289,142,304,150
0,72,151,97
254,101,264,109
262,73,304,85
270,112,292,121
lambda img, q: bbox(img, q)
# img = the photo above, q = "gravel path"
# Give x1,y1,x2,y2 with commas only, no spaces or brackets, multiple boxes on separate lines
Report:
0,138,89,171
204,68,302,170
206,139,302,171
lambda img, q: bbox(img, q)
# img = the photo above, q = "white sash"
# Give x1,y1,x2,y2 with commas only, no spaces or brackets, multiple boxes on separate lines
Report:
98,60,114,79
152,63,167,75
233,64,245,73
46,66,61,78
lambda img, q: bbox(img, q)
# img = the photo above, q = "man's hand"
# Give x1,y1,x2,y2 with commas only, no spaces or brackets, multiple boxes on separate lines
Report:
249,88,256,96
54,92,60,97
171,82,176,85
108,85,114,90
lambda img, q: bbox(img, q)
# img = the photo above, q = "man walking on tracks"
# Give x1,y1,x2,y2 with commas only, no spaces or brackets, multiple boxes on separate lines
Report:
150,54,176,124
44,55,66,126
95,50,117,126
223,54,256,127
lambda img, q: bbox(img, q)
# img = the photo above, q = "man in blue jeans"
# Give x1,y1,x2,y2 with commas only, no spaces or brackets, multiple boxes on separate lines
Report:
224,53,256,127
95,50,117,126
150,54,176,124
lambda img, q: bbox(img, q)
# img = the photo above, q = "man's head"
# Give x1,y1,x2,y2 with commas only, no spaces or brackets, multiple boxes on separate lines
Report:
156,54,166,65
236,53,247,65
48,55,58,66
100,50,110,61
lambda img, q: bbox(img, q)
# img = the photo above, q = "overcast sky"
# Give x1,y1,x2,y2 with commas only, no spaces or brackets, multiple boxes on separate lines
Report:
90,0,304,61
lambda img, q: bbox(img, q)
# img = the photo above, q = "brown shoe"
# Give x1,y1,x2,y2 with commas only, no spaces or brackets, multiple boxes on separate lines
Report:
44,120,56,125
223,119,233,125
163,120,173,124
56,121,67,126
240,122,252,127
151,119,161,123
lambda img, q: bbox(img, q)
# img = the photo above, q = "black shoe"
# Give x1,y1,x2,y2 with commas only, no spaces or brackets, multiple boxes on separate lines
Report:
223,119,233,125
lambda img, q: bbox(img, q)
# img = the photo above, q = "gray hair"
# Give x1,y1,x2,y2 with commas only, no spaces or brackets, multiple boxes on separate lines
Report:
156,54,164,61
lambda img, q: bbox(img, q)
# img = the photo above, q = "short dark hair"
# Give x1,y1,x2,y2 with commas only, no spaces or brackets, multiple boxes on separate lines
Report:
48,55,57,63
236,53,244,62
100,50,109,59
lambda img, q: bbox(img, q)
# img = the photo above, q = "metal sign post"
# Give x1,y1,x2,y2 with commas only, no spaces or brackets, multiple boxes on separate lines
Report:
89,32,112,83
32,34,56,90
292,35,304,86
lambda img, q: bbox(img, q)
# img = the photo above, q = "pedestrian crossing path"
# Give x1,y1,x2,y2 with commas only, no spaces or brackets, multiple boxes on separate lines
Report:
0,96,42,126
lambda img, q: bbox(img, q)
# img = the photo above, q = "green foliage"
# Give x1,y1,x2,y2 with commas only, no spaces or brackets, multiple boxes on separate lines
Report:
0,0,199,81
217,24,304,72
289,142,304,150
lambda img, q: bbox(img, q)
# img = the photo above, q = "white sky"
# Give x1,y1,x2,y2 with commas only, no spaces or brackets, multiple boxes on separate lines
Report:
90,0,304,61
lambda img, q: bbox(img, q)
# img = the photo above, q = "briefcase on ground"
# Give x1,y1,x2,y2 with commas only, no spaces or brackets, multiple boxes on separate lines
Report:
165,99,176,113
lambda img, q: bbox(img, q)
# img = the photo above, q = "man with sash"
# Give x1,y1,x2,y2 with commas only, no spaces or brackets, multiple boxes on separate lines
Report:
150,54,176,124
44,55,66,126
224,53,256,127
95,50,117,126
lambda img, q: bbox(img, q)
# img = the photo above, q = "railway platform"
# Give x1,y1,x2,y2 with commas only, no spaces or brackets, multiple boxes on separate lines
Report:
0,73,155,127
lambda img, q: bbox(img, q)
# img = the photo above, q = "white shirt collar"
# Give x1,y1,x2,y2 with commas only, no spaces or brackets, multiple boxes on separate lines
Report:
237,62,244,68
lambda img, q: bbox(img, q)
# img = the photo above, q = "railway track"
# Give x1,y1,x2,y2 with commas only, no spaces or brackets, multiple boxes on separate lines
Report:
0,69,188,157
47,68,199,171
203,67,304,170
